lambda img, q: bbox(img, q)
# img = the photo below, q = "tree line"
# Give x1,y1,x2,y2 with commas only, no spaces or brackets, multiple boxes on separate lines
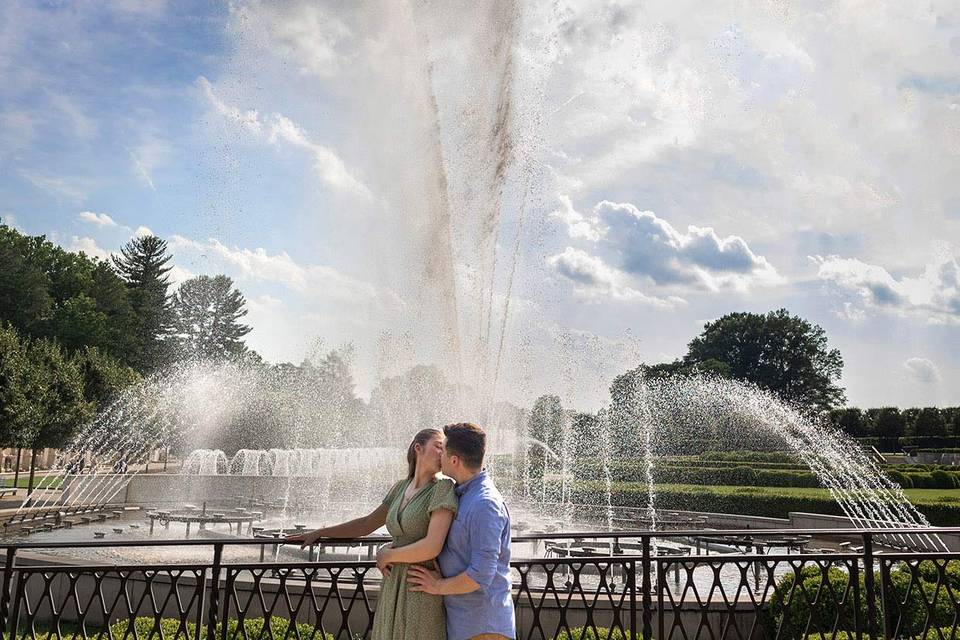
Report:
0,222,255,462
828,406,960,443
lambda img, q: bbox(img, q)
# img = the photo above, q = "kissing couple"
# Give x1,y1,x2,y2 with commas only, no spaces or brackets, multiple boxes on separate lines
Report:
286,422,515,640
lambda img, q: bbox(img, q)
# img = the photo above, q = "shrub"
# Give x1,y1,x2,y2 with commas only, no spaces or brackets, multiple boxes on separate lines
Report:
555,627,641,640
699,450,799,464
887,470,914,489
771,563,960,640
931,470,959,489
108,617,334,640
767,565,872,639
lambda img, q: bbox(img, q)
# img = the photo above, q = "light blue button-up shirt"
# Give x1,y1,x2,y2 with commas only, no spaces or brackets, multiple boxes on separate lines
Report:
438,470,515,640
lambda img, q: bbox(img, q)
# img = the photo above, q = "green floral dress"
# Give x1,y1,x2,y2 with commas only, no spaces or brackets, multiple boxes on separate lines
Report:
371,476,458,640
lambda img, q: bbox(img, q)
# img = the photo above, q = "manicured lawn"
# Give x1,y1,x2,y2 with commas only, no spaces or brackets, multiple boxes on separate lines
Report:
1,475,64,490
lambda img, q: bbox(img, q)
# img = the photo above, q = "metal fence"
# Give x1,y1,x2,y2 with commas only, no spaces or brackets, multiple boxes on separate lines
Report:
1,528,960,639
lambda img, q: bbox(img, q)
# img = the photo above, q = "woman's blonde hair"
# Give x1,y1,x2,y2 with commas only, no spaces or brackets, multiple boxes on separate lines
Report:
407,428,442,478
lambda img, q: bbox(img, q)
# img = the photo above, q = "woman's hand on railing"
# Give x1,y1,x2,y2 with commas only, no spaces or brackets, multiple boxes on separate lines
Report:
284,530,323,549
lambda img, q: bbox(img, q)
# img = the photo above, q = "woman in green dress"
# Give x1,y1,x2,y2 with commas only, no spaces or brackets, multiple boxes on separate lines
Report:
286,428,458,640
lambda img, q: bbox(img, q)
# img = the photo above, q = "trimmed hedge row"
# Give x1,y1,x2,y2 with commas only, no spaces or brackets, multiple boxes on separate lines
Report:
699,450,799,463
573,461,960,490
575,462,823,488
569,482,960,526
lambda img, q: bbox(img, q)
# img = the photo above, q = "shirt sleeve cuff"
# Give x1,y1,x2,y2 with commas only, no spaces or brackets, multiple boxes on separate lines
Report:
465,565,492,588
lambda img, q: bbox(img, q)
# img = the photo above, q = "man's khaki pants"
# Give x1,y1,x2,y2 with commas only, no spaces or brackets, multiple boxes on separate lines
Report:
469,635,511,640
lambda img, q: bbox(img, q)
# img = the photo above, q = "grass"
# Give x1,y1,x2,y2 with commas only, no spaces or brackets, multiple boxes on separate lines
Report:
0,476,64,490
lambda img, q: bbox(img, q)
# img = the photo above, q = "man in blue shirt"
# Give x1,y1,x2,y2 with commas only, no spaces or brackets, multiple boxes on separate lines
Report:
408,422,515,640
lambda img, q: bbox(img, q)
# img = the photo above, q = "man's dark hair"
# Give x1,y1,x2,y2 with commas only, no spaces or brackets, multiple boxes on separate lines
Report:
443,422,485,469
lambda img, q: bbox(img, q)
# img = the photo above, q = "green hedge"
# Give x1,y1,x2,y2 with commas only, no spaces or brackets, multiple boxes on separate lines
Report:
556,627,641,640
570,458,960,490
699,450,799,463
106,616,335,640
773,564,960,640
570,482,960,525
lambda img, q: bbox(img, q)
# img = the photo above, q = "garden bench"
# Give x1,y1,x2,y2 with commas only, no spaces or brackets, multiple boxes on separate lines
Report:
0,487,18,498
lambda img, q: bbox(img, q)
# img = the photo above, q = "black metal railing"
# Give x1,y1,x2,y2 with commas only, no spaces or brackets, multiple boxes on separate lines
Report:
1,528,960,639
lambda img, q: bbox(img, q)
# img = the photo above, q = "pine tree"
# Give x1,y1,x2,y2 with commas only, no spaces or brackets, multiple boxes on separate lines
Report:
170,274,251,360
111,235,173,372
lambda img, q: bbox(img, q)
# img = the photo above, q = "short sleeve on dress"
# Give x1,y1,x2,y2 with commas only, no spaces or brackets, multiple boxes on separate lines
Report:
382,479,407,506
427,478,458,517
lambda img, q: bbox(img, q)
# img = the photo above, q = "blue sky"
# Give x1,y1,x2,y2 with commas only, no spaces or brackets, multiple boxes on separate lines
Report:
2,0,959,411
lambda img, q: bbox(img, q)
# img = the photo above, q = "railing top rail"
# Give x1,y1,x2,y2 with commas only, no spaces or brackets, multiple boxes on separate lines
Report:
1,526,958,550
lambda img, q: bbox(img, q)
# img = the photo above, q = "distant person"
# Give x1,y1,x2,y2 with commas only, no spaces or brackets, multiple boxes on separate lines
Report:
408,422,516,640
285,428,458,639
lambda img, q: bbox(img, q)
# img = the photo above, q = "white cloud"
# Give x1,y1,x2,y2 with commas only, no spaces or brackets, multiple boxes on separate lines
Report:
227,1,351,78
134,226,154,237
168,234,401,310
552,198,782,293
1,213,21,231
549,195,601,241
78,211,117,227
814,252,960,323
547,247,684,308
168,264,195,287
19,171,90,202
903,357,941,384
196,76,371,200
68,236,110,261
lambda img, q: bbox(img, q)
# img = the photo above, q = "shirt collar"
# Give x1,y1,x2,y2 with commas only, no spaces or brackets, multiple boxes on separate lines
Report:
455,469,487,496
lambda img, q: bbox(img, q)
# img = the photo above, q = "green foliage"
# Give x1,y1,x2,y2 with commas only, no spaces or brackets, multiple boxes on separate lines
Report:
887,469,914,489
772,563,960,640
873,407,907,441
0,325,38,446
913,408,949,439
170,274,252,360
0,226,53,332
27,336,93,449
0,325,132,448
0,225,143,370
699,450,799,464
112,234,174,372
526,394,564,483
107,616,335,640
0,326,94,448
570,412,602,460
830,407,870,437
72,346,139,408
684,308,845,411
555,626,641,640
767,565,870,639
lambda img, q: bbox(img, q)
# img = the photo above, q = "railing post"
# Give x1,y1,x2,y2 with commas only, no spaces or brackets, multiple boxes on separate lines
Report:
641,535,652,640
206,543,224,640
0,546,16,638
851,551,862,640
627,558,637,640
878,552,893,640
861,532,881,640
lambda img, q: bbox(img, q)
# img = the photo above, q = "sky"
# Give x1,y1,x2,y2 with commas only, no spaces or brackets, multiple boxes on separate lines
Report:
1,0,959,411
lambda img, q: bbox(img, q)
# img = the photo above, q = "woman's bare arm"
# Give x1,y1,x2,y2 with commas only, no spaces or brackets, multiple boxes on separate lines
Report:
377,509,454,564
286,502,389,546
